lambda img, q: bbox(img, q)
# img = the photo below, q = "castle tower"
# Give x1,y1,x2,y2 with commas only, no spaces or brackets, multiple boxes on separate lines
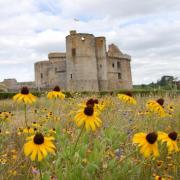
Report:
95,37,108,90
66,30,99,91
48,52,66,89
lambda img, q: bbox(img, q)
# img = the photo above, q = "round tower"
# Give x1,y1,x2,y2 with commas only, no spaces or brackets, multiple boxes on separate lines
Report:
66,30,99,91
48,52,67,89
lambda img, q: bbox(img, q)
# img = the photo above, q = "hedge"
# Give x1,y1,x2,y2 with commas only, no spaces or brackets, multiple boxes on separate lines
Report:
0,89,179,100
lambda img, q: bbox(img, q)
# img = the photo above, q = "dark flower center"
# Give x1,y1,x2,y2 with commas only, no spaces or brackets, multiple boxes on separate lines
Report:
21,87,29,95
125,92,132,97
53,86,60,92
156,98,164,106
33,133,44,145
146,132,157,144
93,99,99,104
86,99,95,107
84,106,94,116
168,131,177,141
86,99,99,107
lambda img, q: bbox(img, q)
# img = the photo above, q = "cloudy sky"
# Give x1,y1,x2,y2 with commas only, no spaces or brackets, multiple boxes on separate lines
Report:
0,0,180,84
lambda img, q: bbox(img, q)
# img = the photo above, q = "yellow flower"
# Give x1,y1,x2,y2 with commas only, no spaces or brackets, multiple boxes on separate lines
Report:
0,111,11,121
13,86,36,104
137,110,150,116
117,92,136,105
155,176,165,180
146,98,167,117
47,86,65,100
167,103,174,112
24,133,56,161
49,128,56,134
158,131,179,153
132,132,159,158
23,126,35,134
74,105,102,131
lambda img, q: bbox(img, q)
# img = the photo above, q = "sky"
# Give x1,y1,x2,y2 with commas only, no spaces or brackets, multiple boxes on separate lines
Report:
0,0,180,85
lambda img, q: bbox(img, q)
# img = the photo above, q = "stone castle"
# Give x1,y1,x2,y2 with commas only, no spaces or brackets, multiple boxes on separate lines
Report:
0,30,132,92
35,30,132,91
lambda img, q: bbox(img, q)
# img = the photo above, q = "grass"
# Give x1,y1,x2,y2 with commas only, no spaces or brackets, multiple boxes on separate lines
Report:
0,94,179,180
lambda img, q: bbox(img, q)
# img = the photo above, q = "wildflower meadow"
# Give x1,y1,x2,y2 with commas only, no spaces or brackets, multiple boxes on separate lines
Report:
0,87,179,180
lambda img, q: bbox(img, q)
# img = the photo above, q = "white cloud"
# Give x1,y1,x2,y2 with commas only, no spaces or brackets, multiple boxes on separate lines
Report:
0,0,180,84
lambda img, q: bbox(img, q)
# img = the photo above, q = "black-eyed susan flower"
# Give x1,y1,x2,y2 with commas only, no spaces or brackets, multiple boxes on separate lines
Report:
156,160,163,168
49,128,56,134
47,86,65,100
146,98,167,117
74,105,102,131
13,86,36,104
158,131,179,153
155,175,165,180
0,111,11,122
132,132,159,158
31,121,41,128
117,92,136,105
167,103,174,112
23,126,35,134
24,133,56,161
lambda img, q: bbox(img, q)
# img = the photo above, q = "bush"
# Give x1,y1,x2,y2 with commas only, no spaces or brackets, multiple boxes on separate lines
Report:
0,89,179,100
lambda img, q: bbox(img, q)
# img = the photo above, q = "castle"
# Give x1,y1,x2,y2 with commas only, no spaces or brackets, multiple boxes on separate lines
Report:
0,30,132,92
34,30,132,91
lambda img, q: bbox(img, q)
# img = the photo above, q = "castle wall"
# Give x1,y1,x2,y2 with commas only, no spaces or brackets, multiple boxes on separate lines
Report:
120,58,132,89
47,53,66,90
107,56,132,90
34,52,67,90
1,79,35,92
34,61,50,88
48,61,66,90
66,31,99,91
2,79,18,90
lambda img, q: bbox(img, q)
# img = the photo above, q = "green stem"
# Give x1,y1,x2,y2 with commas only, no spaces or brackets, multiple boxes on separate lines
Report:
24,103,28,127
72,123,85,155
38,162,43,180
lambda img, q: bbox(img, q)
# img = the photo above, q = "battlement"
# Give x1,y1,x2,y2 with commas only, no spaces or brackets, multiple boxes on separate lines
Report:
48,52,66,59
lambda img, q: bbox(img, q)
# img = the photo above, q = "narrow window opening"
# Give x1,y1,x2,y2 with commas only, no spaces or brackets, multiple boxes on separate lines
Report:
41,73,43,79
70,74,72,79
112,63,115,68
117,62,121,69
72,48,76,56
118,73,122,79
